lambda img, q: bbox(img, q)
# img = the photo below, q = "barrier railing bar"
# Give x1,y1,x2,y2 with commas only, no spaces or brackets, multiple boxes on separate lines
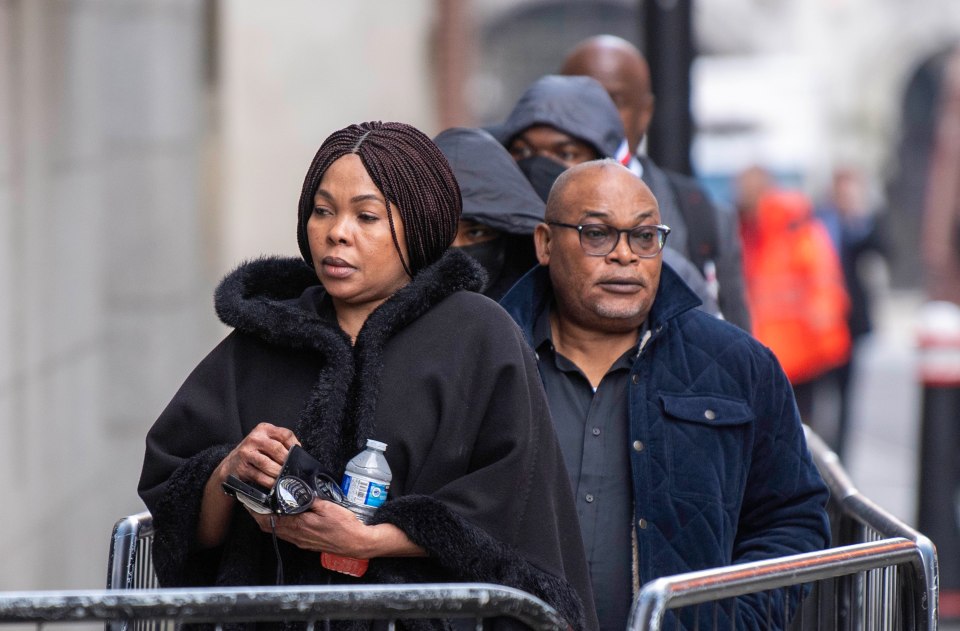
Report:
106,513,153,591
805,427,940,630
628,538,926,631
0,583,569,630
648,539,917,605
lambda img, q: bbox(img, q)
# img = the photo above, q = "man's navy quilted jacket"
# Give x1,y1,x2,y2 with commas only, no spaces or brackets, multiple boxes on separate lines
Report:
501,263,831,629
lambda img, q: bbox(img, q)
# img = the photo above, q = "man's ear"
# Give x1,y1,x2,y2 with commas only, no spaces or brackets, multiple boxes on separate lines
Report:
534,222,552,265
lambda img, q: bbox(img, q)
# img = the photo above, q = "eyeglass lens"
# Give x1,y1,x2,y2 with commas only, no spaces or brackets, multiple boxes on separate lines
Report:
580,224,664,256
275,476,315,515
315,474,345,503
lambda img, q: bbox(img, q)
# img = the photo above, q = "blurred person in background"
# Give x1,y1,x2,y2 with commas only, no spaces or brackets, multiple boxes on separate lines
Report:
736,166,851,436
434,127,544,300
815,166,891,457
917,46,960,617
490,73,720,316
560,35,751,333
500,159,830,631
138,121,597,631
922,46,960,306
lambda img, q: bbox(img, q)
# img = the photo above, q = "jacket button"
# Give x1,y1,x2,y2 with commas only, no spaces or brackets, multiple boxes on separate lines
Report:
631,374,640,385
585,494,594,503
632,440,645,452
704,409,716,420
592,427,601,436
638,518,648,529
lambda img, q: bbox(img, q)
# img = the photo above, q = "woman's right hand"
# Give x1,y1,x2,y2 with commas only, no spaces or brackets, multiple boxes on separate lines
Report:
214,422,300,489
197,422,299,548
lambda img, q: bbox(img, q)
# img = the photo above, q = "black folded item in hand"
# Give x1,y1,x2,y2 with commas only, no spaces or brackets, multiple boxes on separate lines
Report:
222,445,343,515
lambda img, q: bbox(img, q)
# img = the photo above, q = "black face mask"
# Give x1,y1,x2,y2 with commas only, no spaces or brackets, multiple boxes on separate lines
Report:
460,238,506,293
516,156,567,202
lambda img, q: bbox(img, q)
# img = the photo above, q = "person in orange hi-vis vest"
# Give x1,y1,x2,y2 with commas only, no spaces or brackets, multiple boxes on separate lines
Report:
736,166,851,427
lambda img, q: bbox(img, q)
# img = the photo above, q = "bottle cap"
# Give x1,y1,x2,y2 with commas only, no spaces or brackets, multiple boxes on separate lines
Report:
366,439,387,451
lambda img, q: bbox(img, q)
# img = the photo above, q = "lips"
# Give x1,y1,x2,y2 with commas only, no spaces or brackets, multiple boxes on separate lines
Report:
597,278,645,294
321,256,357,279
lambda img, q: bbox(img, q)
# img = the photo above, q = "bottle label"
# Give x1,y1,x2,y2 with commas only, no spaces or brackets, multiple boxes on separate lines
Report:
341,473,389,509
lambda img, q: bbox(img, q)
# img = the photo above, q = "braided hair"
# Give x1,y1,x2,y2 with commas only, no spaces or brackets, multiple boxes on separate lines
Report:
297,121,462,277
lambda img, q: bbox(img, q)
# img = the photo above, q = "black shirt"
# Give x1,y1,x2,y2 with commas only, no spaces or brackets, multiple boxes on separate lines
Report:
533,304,641,631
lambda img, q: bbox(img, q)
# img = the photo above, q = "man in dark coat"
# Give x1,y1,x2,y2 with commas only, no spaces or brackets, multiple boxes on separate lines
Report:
434,127,544,300
560,35,752,332
500,160,830,631
816,166,891,457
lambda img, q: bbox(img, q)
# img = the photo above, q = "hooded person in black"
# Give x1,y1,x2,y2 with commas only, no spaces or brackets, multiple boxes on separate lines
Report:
489,75,719,316
434,127,544,300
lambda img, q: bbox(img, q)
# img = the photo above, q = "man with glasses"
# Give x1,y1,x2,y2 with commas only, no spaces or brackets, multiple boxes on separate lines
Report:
500,160,830,631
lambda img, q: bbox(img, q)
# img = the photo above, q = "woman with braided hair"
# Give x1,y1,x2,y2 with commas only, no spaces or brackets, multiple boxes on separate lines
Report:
138,121,598,631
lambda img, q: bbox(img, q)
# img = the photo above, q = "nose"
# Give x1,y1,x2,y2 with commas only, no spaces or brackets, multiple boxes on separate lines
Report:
326,214,352,245
607,229,638,264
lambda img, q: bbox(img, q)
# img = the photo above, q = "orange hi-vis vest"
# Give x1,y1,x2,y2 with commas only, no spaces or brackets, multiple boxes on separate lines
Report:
740,190,851,384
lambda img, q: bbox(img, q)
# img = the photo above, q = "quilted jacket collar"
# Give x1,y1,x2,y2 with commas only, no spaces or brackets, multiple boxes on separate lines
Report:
500,262,702,344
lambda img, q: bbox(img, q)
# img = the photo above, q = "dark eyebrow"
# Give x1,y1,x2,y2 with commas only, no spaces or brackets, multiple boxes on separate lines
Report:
314,189,385,206
581,210,612,221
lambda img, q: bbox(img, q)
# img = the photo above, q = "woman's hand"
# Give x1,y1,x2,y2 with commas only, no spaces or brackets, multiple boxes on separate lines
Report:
197,423,299,549
249,500,427,559
251,499,369,556
215,422,300,489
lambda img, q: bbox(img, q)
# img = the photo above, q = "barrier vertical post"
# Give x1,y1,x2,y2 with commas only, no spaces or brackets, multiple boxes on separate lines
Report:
916,299,960,621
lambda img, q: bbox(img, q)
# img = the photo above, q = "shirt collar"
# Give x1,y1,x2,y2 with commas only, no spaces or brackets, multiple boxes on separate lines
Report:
533,301,649,365
533,299,555,353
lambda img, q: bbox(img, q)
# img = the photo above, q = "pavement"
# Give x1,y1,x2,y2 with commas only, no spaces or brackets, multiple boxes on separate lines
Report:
831,285,960,628
842,286,922,526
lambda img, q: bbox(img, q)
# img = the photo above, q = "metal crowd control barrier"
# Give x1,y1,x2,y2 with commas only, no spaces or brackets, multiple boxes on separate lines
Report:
627,427,939,630
100,515,569,629
806,427,939,630
88,427,940,630
0,584,571,630
106,512,156,590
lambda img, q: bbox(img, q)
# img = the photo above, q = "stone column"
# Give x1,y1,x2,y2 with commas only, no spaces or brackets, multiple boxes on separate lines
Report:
0,0,214,590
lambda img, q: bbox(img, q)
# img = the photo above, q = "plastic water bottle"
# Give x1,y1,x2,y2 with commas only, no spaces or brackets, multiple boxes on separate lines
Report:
340,439,392,523
321,440,392,577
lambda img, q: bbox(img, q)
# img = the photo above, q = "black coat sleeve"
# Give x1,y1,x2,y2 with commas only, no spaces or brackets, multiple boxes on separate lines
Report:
714,202,752,333
137,334,247,586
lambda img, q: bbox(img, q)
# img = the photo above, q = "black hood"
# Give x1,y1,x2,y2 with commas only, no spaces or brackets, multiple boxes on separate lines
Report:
488,74,627,160
434,127,544,235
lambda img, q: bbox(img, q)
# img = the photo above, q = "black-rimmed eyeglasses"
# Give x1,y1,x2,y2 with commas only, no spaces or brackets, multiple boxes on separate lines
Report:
548,222,671,257
274,473,344,515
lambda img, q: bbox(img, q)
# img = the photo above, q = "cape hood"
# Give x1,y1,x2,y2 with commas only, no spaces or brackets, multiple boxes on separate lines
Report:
434,127,545,235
